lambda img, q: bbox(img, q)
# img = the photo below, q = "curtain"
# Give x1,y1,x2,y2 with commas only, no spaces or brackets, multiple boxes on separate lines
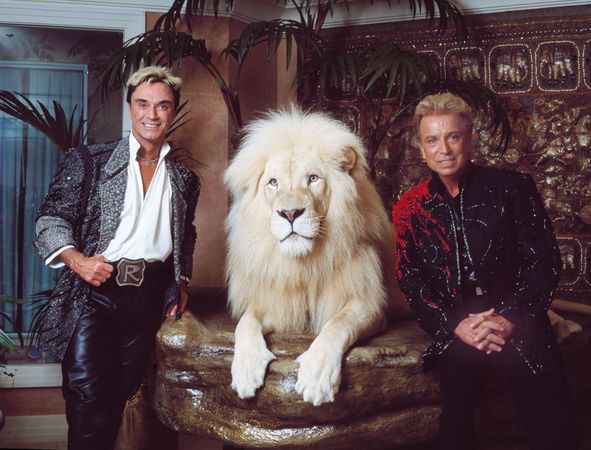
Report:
0,64,85,334
0,68,24,333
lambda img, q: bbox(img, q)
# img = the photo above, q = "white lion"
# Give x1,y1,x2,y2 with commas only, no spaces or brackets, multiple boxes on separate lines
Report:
224,107,394,406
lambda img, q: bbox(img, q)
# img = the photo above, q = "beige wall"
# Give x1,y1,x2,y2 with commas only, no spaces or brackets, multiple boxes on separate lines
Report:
145,12,296,289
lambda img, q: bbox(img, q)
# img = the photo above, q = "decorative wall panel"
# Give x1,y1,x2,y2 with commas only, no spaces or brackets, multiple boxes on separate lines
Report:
489,44,533,93
536,41,579,91
445,47,485,82
313,8,591,301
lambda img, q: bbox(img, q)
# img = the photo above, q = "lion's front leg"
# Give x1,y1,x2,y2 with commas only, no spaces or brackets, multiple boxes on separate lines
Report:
295,333,344,406
295,299,385,406
231,308,276,399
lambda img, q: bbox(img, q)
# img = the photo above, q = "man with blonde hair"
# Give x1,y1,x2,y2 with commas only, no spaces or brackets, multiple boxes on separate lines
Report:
35,66,200,450
393,92,576,449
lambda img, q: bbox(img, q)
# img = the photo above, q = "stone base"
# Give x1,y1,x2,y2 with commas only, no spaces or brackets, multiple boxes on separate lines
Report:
153,297,591,449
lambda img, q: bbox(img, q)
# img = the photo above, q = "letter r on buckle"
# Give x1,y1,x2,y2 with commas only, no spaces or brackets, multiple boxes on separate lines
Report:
116,258,146,287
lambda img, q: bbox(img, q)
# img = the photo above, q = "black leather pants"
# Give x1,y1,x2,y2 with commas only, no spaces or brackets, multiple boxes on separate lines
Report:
62,259,172,450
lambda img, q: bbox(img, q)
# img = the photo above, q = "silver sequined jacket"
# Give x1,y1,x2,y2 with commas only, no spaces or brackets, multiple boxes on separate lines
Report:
34,138,201,360
392,163,561,374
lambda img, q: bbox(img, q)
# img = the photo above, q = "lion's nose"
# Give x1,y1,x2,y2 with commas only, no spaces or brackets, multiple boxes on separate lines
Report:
278,208,305,223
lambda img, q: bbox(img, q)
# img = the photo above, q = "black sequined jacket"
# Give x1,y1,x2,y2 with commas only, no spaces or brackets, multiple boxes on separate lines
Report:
34,138,201,360
392,163,561,374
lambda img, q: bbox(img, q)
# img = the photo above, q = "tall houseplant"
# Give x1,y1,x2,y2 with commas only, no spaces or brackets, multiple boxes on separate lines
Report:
1,1,512,187
0,295,23,355
98,0,510,156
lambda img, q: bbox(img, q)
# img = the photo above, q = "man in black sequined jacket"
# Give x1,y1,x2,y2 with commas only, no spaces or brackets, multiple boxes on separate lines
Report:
393,162,561,373
34,138,199,361
392,93,576,450
34,66,200,450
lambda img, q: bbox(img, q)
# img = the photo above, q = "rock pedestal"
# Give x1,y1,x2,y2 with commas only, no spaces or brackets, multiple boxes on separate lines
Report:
153,299,591,449
153,302,440,449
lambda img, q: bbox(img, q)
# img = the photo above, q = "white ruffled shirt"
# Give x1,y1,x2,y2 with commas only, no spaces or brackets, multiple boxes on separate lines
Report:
101,132,172,262
47,133,173,266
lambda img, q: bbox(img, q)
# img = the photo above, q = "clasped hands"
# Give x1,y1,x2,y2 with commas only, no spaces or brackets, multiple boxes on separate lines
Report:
454,308,515,355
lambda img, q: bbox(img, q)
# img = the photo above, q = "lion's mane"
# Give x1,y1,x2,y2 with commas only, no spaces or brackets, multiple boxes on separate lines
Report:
224,108,394,334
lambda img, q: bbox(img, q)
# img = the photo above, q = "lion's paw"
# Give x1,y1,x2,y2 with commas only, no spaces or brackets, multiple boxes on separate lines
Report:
295,346,342,406
231,344,276,399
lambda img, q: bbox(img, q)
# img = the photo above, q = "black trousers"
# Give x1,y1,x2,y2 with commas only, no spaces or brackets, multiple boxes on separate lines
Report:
438,299,577,450
61,259,172,450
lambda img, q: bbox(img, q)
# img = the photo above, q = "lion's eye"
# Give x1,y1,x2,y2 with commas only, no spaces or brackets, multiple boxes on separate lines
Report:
308,174,319,184
268,178,278,187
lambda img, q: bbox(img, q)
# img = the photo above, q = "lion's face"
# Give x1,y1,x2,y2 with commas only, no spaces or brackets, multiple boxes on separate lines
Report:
225,108,398,330
262,153,329,257
225,108,365,263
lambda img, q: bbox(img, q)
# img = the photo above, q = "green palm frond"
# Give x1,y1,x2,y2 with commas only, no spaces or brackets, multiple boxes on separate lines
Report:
298,51,365,93
223,19,320,69
305,45,434,102
166,100,192,138
404,0,467,40
154,0,235,32
0,330,16,353
290,0,465,38
153,1,464,38
0,296,22,332
0,91,85,151
100,30,209,97
361,44,435,100
0,295,23,351
26,290,52,349
0,296,23,305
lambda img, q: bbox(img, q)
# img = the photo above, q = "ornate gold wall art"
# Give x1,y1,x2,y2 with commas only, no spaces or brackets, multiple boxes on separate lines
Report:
313,8,591,300
557,238,584,285
502,146,522,164
583,42,591,89
418,50,442,80
585,244,591,285
323,70,358,100
330,106,361,134
536,41,580,91
444,47,485,82
581,204,591,225
490,44,533,93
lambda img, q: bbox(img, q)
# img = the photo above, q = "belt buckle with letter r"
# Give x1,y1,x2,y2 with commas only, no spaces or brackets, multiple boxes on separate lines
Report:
116,258,146,287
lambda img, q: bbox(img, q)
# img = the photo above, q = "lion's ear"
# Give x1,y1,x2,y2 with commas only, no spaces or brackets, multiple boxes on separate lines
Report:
341,147,357,172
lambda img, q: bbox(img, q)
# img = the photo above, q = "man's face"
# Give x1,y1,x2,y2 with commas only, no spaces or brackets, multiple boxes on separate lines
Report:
128,81,176,148
418,113,472,183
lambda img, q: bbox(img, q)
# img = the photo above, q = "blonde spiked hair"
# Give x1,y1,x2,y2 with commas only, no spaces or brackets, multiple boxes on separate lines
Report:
414,92,473,137
126,66,182,109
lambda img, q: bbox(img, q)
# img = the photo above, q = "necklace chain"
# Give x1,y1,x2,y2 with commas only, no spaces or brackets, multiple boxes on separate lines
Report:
136,154,159,167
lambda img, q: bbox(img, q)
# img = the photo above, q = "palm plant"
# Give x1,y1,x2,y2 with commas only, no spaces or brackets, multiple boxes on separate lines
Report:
0,295,23,354
98,0,510,150
0,92,191,354
0,90,86,151
96,0,511,211
0,295,24,391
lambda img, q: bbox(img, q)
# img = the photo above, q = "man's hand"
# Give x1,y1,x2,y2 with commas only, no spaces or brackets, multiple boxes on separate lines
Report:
167,280,189,317
471,312,515,354
59,248,113,287
454,308,511,354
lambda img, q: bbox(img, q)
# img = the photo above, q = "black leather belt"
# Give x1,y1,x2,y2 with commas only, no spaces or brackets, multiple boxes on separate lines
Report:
109,257,171,288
